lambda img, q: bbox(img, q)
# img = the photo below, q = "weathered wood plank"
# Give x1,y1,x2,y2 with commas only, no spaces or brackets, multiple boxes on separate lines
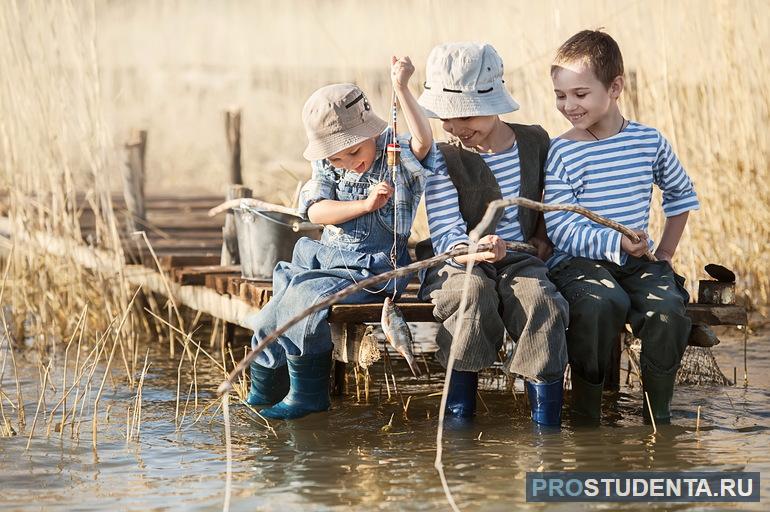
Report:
158,254,223,270
326,302,748,325
685,304,747,326
173,265,241,285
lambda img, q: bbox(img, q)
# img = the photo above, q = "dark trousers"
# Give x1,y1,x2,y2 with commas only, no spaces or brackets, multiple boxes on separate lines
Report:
549,256,690,384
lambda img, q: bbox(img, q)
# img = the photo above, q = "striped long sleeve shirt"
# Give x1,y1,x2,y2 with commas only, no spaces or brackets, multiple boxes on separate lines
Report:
543,121,699,268
425,143,524,256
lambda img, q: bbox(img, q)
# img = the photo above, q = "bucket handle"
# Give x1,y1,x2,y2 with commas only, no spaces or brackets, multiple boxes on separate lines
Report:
243,207,320,232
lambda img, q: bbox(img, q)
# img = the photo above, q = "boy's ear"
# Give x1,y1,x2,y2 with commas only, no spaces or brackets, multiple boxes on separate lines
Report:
609,75,625,99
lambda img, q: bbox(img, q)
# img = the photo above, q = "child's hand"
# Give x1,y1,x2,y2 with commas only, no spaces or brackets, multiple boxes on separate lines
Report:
620,230,649,257
365,182,394,212
475,234,507,263
391,56,415,90
529,236,554,262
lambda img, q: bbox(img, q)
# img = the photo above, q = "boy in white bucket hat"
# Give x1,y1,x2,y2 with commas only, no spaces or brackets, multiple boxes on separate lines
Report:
416,42,569,426
246,57,435,420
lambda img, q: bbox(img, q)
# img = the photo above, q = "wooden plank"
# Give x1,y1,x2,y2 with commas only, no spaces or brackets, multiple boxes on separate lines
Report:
327,302,747,325
174,265,241,285
206,272,242,294
6,226,259,328
686,304,747,326
329,302,435,323
158,254,223,271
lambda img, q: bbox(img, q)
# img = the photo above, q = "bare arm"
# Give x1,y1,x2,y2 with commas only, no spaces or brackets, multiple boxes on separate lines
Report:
392,56,433,161
654,211,689,263
307,182,393,225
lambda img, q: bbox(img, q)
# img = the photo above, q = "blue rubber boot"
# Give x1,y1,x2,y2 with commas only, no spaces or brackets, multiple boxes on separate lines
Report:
445,370,478,418
245,362,289,407
260,351,332,420
526,379,564,426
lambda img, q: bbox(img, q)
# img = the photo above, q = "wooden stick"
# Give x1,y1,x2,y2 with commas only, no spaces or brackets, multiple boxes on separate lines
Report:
696,405,701,433
470,197,656,261
208,198,298,218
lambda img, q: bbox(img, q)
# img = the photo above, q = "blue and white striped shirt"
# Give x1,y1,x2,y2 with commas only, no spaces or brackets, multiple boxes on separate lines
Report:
543,121,699,268
425,143,525,256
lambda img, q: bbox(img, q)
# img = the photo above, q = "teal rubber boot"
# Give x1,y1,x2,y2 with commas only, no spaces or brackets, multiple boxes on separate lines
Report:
245,362,289,407
260,351,332,420
642,369,675,425
570,372,603,424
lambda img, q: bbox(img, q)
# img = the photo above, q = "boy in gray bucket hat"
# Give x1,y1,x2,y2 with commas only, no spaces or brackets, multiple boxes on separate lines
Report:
416,42,569,426
246,57,435,420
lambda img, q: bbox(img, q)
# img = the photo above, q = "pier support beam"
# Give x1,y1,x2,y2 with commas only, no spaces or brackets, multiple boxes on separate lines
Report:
122,129,147,233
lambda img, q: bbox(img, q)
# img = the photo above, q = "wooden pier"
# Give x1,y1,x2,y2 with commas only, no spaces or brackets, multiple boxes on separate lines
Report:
0,117,749,394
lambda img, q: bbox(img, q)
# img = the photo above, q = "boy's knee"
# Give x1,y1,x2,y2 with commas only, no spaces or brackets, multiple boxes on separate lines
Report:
636,291,687,324
571,288,630,320
435,274,498,314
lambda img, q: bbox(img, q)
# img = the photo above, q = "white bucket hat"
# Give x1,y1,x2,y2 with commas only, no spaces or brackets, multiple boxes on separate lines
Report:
302,83,387,161
418,42,520,119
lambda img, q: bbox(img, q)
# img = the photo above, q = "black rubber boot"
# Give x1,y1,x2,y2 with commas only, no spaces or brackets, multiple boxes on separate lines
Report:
245,361,289,407
570,372,603,424
642,369,675,425
260,351,332,420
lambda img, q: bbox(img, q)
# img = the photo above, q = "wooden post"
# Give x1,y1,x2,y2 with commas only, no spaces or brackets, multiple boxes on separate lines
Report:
221,184,252,266
225,110,242,185
123,129,147,233
332,360,347,396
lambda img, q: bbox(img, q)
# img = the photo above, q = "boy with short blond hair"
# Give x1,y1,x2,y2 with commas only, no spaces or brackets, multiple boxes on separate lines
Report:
544,30,700,425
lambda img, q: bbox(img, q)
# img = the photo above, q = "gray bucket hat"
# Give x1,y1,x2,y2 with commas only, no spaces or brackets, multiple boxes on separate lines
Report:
302,83,387,161
418,42,520,119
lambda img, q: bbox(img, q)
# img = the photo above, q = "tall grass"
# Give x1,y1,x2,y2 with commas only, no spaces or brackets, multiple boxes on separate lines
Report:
0,1,253,446
76,0,768,305
0,0,767,336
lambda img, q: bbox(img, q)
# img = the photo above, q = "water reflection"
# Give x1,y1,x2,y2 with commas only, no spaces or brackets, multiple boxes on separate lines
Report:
1,328,768,510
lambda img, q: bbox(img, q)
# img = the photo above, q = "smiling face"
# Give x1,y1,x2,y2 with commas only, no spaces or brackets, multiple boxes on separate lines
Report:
551,61,623,131
440,115,499,149
327,138,377,174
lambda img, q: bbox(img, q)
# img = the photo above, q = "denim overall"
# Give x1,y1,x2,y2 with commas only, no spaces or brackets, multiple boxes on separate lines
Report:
246,130,430,369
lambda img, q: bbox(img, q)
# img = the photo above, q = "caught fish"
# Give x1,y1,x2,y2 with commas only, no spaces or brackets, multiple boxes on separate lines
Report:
381,297,421,377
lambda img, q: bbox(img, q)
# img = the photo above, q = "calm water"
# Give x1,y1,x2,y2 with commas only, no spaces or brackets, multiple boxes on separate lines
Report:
1,325,768,511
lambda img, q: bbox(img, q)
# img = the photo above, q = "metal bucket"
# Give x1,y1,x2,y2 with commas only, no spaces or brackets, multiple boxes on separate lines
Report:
233,208,322,279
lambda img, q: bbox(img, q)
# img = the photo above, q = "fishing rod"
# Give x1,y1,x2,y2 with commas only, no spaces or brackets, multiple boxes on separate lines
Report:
470,197,656,261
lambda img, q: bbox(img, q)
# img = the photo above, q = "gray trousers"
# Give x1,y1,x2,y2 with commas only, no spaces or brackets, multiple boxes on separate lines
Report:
419,251,569,382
